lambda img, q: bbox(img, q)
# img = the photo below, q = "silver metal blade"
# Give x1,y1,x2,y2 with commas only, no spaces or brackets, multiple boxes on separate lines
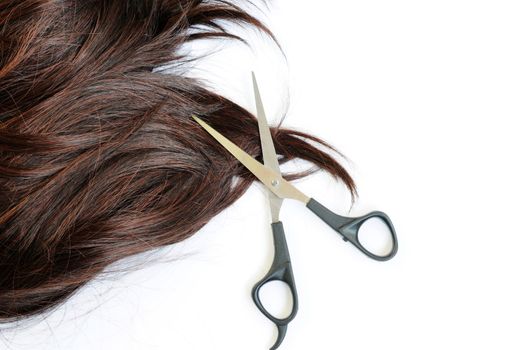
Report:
252,72,283,222
192,115,309,204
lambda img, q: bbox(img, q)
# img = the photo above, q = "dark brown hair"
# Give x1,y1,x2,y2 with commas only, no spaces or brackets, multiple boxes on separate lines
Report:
0,0,356,323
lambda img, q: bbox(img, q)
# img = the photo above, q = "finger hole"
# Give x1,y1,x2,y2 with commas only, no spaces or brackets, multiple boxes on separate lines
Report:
357,217,394,257
258,280,294,319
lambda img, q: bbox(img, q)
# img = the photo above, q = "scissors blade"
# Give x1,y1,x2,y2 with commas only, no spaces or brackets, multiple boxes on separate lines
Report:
252,72,283,222
192,115,309,204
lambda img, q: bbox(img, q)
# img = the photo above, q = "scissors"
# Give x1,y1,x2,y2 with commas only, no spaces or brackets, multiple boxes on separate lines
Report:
192,73,398,349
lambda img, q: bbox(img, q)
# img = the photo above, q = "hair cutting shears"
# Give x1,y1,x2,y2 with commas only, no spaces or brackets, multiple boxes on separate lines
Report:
192,73,398,350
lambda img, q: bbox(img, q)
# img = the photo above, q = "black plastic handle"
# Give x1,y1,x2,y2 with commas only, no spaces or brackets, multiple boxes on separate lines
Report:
251,221,298,350
306,198,398,261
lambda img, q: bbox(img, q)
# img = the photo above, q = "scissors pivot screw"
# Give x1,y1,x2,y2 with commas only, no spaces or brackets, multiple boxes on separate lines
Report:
271,179,279,187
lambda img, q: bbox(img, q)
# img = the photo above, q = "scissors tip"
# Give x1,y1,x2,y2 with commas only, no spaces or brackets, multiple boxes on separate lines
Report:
192,115,211,130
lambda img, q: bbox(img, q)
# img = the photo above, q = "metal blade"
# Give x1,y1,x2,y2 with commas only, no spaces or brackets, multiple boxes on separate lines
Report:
252,72,283,222
192,115,309,204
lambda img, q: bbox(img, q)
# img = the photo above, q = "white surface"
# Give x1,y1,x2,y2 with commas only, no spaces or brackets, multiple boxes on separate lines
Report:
2,1,527,349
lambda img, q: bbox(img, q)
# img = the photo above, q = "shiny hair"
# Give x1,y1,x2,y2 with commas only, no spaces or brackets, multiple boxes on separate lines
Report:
0,0,356,322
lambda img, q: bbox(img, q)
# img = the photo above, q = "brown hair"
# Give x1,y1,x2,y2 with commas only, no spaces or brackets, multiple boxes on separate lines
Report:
0,0,356,322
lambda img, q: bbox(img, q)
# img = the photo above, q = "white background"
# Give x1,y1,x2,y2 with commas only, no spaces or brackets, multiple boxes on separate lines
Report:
1,1,526,349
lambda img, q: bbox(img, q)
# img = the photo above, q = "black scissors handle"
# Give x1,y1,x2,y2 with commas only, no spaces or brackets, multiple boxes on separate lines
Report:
251,221,298,350
306,198,398,261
